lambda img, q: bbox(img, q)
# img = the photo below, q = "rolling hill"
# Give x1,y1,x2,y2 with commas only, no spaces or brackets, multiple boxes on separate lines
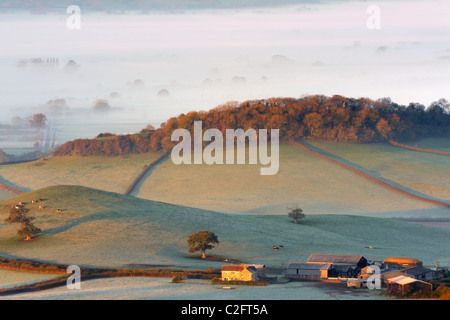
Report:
0,151,165,197
0,185,449,271
134,143,449,218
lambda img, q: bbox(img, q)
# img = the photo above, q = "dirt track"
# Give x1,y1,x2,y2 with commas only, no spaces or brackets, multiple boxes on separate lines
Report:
124,151,169,196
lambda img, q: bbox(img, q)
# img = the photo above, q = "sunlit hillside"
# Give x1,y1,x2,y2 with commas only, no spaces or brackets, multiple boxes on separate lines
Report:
0,185,449,271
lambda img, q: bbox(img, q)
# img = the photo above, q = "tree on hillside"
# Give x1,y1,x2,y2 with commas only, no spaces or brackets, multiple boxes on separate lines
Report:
187,230,219,259
4,206,41,241
288,205,305,224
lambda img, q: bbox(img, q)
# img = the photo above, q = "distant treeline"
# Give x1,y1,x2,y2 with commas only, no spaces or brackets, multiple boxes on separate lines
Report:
53,95,450,157
0,149,49,165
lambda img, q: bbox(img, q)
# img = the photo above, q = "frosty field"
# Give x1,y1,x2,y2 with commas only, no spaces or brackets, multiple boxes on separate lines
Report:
135,143,447,218
402,136,450,153
306,140,450,203
0,151,164,197
0,276,387,300
0,269,60,290
0,140,448,300
0,185,449,271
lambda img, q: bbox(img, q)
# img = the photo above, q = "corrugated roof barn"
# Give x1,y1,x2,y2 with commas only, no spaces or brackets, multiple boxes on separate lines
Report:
286,262,332,280
307,254,367,268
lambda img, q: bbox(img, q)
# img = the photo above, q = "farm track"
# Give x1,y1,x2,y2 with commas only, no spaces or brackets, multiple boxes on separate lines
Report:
124,151,169,196
389,140,450,156
290,139,450,209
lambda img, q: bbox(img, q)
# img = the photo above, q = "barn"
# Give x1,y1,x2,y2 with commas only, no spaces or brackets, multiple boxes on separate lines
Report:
307,254,368,269
286,263,332,280
384,257,422,269
329,265,357,278
387,276,432,294
381,266,437,283
402,266,437,281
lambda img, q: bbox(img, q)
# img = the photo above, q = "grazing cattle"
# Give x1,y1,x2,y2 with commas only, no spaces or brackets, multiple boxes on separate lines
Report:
18,202,24,206
39,205,45,210
32,200,38,204
56,209,62,214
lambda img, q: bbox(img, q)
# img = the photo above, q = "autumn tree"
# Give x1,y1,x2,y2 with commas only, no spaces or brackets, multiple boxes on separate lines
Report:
288,205,305,224
187,230,219,259
303,112,323,138
52,95,450,157
4,206,41,240
29,113,47,129
376,118,392,140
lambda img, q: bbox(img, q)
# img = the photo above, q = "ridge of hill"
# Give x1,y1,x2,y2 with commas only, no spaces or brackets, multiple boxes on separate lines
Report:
52,96,450,157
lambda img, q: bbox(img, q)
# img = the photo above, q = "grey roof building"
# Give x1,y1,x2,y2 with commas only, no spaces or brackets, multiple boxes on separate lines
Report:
306,254,368,268
286,262,332,280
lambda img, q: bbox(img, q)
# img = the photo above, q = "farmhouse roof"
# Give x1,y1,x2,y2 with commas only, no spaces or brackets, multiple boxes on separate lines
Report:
307,254,365,265
222,265,257,273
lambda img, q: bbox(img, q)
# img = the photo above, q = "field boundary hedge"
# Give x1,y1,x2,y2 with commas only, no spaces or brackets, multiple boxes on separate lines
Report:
290,139,450,209
0,181,24,195
389,140,450,156
0,256,220,296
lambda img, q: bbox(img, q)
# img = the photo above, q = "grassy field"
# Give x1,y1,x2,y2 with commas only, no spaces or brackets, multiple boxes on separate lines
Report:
0,189,16,202
134,143,446,217
0,185,449,271
305,140,450,203
0,140,448,298
0,143,446,219
0,277,388,300
0,269,61,290
402,136,450,153
0,152,164,196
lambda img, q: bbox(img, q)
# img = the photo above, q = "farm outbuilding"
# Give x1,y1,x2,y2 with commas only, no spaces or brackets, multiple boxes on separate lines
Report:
386,276,432,294
329,265,357,278
381,266,437,284
286,263,332,280
402,267,437,281
384,257,422,269
306,254,368,268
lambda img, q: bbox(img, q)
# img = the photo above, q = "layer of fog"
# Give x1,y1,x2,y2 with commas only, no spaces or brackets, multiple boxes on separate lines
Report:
0,0,449,152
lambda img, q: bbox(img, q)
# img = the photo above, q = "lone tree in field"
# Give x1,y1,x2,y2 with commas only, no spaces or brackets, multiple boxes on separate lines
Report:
4,206,41,241
187,230,219,259
288,205,305,224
